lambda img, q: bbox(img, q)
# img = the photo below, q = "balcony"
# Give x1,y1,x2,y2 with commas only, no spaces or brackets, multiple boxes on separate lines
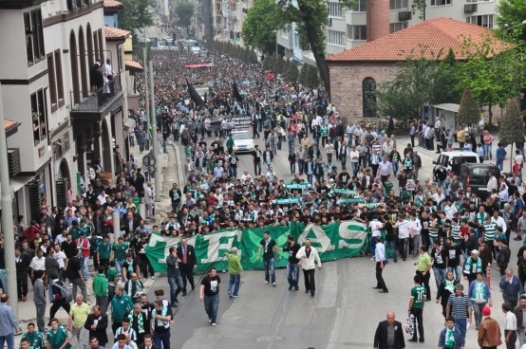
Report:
67,0,93,12
70,74,123,122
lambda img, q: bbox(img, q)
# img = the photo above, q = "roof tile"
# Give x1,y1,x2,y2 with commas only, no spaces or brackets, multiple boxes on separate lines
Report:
4,119,17,132
105,26,131,40
327,17,509,63
103,0,123,8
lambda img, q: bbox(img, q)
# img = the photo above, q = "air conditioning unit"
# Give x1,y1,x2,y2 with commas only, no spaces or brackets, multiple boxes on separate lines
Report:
27,177,42,222
7,148,21,177
398,11,412,21
464,3,477,13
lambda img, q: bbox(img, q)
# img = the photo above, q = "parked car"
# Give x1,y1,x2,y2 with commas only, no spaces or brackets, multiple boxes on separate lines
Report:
432,150,480,180
458,163,500,199
231,130,255,154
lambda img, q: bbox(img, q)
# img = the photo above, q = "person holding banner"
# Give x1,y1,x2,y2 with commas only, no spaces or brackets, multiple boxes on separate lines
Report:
296,239,322,297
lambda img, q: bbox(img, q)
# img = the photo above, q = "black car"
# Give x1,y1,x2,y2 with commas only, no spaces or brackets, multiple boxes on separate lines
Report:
458,163,500,199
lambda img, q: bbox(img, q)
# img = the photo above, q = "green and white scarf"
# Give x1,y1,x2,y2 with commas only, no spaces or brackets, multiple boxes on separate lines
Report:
129,312,145,334
444,328,455,349
151,307,169,329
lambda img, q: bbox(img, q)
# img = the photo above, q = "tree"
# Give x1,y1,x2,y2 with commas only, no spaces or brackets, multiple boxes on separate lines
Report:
500,98,524,170
299,64,308,84
174,2,194,35
119,0,154,31
411,0,426,20
458,36,523,125
304,64,320,88
495,0,526,43
274,55,285,74
242,0,279,54
284,60,299,82
456,88,480,127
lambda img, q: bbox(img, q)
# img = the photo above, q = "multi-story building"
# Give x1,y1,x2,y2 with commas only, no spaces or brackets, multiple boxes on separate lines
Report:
0,0,127,223
278,0,500,63
209,0,252,45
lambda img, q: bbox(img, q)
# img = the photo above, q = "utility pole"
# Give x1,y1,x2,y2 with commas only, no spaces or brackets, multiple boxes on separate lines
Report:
0,84,18,317
149,61,161,202
143,47,151,127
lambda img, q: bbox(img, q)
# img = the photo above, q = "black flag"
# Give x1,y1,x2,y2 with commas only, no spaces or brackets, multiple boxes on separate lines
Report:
186,78,205,107
232,81,244,102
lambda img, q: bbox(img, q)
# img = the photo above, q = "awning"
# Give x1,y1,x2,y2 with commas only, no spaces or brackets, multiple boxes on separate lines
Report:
125,60,144,72
10,175,35,193
123,117,136,129
434,103,460,113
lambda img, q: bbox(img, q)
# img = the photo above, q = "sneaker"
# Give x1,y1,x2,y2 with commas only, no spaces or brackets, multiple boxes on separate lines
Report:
265,281,269,284
208,319,212,323
228,291,232,298
232,295,238,298
211,322,217,326
272,282,276,287
370,256,376,261
151,276,155,279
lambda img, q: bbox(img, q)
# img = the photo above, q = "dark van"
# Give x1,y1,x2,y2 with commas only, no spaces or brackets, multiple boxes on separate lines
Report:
458,163,500,199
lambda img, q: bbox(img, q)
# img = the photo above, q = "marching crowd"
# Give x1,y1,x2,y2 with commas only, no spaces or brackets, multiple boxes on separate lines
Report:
0,45,525,349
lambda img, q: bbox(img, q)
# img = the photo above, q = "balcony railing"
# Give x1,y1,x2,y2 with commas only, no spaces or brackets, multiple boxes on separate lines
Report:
71,74,122,112
67,0,93,12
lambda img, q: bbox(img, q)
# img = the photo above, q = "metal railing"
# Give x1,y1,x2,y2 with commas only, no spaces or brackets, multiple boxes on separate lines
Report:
70,74,122,112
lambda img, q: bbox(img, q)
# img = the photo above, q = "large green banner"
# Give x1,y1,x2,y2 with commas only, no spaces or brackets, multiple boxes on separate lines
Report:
145,220,368,273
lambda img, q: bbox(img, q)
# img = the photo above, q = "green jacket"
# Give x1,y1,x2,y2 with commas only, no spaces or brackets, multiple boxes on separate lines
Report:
92,273,108,296
226,253,243,275
111,293,133,322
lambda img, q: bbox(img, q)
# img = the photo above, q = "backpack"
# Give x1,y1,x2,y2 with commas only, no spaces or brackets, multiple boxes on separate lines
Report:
53,281,73,303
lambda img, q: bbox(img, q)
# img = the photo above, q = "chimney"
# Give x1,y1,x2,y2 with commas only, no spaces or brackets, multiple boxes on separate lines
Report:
366,0,390,42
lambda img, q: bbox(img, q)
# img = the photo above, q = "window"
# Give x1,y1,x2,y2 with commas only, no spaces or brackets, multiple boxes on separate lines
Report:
390,0,408,9
31,89,48,145
54,50,64,106
347,25,367,40
24,9,45,66
363,78,376,118
327,30,345,46
431,0,451,5
350,0,367,12
328,2,343,17
467,15,494,28
47,54,57,112
390,22,408,33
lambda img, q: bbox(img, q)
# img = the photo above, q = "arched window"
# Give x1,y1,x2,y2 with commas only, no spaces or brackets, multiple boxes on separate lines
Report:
363,77,377,118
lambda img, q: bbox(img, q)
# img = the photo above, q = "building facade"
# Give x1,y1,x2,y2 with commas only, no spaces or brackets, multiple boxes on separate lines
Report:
279,0,500,63
0,0,127,224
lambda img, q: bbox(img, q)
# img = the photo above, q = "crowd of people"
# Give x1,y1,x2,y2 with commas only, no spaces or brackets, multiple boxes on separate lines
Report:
2,43,526,349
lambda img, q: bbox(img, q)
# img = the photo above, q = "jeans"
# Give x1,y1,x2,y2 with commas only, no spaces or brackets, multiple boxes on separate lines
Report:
69,277,87,300
392,162,399,176
153,330,171,349
412,235,421,258
484,144,492,159
386,240,397,262
168,276,183,304
369,236,377,256
453,317,467,343
398,238,408,260
518,330,526,347
82,256,89,279
472,301,486,327
0,333,14,349
115,260,124,280
203,294,220,323
95,295,108,314
36,303,46,332
298,159,305,175
448,265,462,283
287,263,300,289
228,274,241,296
410,308,424,341
263,258,276,283
433,267,447,290
497,160,504,171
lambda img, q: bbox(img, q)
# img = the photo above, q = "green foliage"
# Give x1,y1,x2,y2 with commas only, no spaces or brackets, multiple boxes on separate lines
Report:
456,88,480,127
174,2,194,34
203,40,261,65
283,60,299,83
264,55,275,70
242,0,278,54
411,0,426,20
274,55,285,74
500,98,524,147
299,64,308,84
303,64,320,88
495,0,526,43
119,0,154,31
458,36,523,124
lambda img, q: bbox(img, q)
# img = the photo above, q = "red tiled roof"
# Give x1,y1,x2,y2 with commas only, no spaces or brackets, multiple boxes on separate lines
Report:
4,119,18,132
327,17,510,63
105,26,131,40
103,0,123,9
125,60,144,71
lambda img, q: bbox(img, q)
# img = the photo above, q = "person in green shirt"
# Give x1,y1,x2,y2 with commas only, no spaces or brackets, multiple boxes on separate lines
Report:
408,274,426,343
97,235,112,269
415,245,432,302
112,237,128,279
111,286,134,334
106,261,119,303
92,267,109,314
226,134,234,154
21,323,44,349
45,319,71,349
383,177,394,197
225,247,243,298
68,221,81,240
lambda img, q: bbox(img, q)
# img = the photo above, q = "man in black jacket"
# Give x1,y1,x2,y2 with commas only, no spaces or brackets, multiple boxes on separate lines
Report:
373,312,405,349
176,238,197,296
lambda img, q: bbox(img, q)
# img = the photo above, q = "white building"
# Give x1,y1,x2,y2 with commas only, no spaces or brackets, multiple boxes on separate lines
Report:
278,0,500,63
209,0,252,45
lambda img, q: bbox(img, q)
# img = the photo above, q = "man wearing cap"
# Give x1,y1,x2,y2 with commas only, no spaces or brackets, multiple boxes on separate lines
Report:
478,306,502,349
225,248,243,298
464,249,483,284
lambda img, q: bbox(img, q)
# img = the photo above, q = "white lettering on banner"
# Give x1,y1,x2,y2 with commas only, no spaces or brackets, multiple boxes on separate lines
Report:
338,223,367,249
201,230,242,263
299,224,335,252
147,234,197,264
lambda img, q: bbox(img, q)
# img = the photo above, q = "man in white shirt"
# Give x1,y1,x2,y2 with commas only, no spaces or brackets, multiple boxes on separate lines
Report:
502,302,517,346
408,212,422,259
53,243,67,277
369,218,384,260
295,239,322,297
395,216,411,261
373,236,388,293
443,199,458,220
486,172,499,194
491,210,507,235
349,146,360,177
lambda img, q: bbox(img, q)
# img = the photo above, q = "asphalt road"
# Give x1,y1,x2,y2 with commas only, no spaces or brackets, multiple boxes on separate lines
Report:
153,132,511,349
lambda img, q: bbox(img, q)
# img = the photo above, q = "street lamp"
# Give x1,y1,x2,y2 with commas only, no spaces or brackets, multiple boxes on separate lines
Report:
504,19,526,32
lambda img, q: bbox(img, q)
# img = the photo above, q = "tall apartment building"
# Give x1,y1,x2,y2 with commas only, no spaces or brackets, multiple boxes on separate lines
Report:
0,0,128,223
209,0,252,45
278,0,500,63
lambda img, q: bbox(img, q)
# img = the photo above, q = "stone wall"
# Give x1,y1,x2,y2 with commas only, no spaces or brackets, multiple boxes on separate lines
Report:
329,62,400,121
